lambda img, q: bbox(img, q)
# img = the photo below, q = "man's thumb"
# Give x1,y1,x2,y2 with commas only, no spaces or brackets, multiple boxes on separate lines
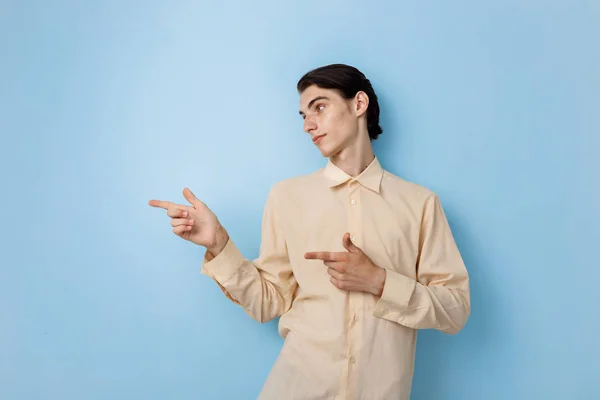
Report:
183,187,201,207
342,233,360,253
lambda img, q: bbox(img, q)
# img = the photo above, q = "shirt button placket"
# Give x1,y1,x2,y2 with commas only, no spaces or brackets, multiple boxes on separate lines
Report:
346,180,362,397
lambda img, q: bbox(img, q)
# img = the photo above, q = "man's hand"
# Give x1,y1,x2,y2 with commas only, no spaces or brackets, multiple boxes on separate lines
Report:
149,187,229,257
304,233,387,296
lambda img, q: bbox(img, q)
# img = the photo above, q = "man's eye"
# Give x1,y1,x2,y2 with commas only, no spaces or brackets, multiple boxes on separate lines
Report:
316,104,325,112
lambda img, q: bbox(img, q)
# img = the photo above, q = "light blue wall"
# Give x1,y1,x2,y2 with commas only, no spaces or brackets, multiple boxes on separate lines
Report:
1,1,598,399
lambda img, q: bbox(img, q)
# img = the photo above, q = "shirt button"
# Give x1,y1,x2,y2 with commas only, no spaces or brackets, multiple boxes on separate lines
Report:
350,199,356,205
349,357,356,364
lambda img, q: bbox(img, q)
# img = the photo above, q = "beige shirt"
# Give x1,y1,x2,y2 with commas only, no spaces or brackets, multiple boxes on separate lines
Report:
201,156,470,400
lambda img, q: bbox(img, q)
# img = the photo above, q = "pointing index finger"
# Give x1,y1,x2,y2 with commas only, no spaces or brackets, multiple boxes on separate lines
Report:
148,200,173,210
304,251,346,262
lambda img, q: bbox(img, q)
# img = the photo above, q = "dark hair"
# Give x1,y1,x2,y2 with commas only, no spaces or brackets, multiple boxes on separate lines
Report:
297,64,383,140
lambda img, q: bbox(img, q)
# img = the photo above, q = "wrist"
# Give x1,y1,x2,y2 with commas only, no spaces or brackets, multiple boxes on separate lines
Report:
372,267,386,297
207,224,229,258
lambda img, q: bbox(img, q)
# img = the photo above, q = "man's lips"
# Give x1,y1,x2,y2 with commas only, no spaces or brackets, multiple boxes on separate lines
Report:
312,134,326,144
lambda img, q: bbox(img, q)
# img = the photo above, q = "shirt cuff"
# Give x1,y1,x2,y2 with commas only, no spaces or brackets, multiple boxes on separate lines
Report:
200,237,246,283
372,269,417,320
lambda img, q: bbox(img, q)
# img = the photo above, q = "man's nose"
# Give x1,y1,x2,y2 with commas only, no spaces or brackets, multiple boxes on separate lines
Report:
304,118,317,134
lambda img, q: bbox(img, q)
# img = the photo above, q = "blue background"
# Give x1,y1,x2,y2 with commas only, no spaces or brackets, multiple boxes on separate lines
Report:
1,1,598,399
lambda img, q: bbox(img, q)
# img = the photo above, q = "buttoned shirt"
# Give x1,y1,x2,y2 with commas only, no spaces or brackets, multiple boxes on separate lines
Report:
201,156,470,400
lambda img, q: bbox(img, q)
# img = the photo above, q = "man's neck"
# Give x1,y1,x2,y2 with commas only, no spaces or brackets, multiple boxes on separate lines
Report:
330,136,375,178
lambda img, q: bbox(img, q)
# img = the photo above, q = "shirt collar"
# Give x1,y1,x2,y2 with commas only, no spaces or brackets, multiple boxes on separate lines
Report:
323,156,384,193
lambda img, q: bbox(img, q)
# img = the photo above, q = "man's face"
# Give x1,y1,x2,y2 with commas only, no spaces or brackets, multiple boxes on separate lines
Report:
299,85,360,158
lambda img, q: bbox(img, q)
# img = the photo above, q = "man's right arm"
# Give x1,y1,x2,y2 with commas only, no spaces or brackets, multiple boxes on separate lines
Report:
200,184,297,323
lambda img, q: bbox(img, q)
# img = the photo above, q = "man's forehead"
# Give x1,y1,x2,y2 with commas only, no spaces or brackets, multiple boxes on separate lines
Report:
299,86,338,107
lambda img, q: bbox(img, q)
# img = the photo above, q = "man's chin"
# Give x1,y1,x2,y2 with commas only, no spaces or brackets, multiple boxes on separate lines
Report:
319,149,334,158
318,145,338,158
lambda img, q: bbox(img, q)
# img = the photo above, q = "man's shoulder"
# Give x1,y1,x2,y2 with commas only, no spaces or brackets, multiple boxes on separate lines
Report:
269,168,324,195
381,169,437,202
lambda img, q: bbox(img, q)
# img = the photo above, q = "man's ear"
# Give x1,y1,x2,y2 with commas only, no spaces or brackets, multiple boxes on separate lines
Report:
354,91,369,118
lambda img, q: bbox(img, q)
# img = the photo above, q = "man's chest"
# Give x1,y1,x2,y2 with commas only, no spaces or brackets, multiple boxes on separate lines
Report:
281,188,422,281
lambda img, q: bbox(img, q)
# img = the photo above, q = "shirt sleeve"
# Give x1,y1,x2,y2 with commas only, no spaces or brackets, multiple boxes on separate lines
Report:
200,184,297,323
372,194,471,334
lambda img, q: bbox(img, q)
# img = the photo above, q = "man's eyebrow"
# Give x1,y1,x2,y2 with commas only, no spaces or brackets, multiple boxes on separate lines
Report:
299,96,330,116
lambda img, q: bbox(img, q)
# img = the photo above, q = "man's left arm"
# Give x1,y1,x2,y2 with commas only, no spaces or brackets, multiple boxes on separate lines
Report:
372,194,470,334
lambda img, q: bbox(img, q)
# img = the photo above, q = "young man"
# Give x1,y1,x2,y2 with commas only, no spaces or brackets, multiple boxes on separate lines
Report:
149,64,470,400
